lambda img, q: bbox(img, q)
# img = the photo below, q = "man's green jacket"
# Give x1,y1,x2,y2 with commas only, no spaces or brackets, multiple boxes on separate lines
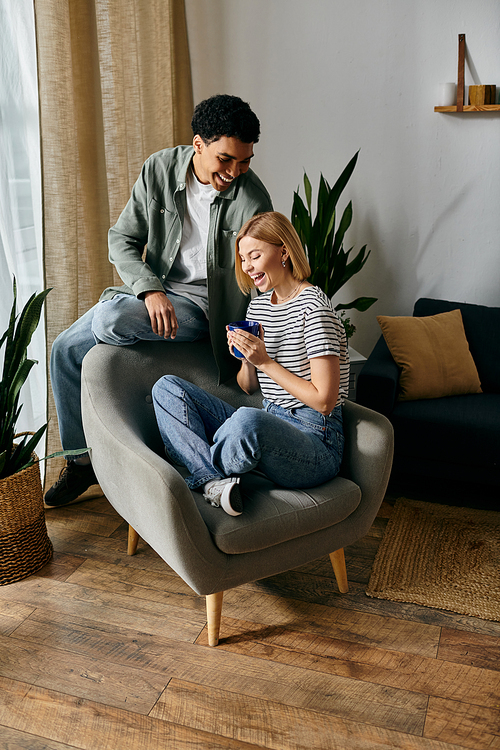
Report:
101,145,273,383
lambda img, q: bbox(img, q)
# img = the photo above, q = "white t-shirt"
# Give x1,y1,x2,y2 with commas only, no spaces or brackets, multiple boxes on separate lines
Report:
246,286,350,410
164,166,217,316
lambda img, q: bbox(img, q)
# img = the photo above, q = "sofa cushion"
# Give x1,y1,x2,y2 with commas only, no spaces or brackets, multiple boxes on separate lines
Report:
195,472,362,554
377,309,482,401
414,298,500,394
391,393,500,475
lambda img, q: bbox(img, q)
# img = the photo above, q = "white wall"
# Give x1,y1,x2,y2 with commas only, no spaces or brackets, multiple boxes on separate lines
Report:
185,0,500,356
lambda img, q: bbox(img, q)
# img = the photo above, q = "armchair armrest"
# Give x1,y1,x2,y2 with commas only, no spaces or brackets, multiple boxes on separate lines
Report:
340,399,394,536
356,335,400,416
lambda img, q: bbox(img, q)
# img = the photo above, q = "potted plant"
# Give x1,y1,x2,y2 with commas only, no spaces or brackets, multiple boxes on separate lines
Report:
0,277,53,584
291,150,377,339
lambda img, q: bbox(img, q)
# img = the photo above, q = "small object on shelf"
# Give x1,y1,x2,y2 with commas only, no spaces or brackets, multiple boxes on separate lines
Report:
468,85,496,105
437,82,456,106
434,34,500,113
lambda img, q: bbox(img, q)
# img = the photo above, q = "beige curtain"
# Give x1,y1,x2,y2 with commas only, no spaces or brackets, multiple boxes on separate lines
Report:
34,0,193,488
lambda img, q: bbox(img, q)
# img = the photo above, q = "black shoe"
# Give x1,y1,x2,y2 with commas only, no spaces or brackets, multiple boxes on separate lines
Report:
44,460,98,508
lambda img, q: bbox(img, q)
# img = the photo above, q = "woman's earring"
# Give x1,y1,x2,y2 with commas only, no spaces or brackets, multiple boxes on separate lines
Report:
282,259,286,267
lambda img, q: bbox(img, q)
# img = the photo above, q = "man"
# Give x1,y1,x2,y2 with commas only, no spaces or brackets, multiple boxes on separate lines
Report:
45,94,273,508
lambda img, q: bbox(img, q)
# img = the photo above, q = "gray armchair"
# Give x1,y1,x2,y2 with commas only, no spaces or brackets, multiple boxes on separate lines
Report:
81,340,393,646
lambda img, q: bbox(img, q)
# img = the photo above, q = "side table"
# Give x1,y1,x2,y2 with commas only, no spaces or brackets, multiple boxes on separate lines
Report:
348,346,367,401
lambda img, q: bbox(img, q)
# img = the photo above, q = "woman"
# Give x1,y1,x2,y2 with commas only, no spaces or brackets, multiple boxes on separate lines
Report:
152,212,349,516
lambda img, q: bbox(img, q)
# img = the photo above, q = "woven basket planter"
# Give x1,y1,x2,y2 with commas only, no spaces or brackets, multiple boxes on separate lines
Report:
0,456,53,585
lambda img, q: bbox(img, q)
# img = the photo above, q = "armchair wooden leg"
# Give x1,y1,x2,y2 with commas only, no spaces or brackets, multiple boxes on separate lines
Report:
127,525,139,556
206,591,224,647
330,548,349,593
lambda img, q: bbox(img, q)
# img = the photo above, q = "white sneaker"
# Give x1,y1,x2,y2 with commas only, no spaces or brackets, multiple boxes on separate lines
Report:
203,477,243,516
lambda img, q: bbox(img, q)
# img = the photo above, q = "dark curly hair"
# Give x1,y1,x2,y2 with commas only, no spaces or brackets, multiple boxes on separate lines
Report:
191,94,260,145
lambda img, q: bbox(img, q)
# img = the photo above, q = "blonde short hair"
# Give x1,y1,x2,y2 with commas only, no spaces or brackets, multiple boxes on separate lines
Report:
235,212,311,294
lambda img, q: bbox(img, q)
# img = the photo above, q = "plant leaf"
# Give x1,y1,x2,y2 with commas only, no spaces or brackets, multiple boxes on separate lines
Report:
0,278,52,478
328,251,348,298
291,192,312,244
0,423,48,478
332,201,353,258
303,172,312,214
9,288,51,382
292,191,313,266
4,359,36,418
316,153,359,272
335,245,371,290
335,297,378,312
290,151,376,316
1,278,18,384
316,174,330,226
328,151,359,210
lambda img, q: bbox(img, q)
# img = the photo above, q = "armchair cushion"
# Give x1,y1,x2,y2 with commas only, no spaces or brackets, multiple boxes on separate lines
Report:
377,309,482,401
195,472,361,554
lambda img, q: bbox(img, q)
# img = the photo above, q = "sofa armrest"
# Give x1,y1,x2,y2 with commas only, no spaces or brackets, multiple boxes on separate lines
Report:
356,335,400,416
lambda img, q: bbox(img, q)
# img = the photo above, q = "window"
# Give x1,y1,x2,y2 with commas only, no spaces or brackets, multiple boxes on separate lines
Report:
0,1,46,459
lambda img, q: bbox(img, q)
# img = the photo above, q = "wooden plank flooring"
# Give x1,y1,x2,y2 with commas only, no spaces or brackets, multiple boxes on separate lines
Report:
0,483,498,749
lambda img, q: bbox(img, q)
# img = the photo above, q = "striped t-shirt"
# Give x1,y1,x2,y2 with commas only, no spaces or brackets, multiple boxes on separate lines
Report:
246,285,350,410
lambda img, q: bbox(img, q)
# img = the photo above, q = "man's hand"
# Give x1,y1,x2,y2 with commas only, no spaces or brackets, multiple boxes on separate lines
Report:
143,291,178,339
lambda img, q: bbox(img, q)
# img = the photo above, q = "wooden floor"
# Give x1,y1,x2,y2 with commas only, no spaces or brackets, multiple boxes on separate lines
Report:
0,480,499,749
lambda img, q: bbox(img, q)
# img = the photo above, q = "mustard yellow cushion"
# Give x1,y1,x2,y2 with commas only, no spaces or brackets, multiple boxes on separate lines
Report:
377,309,482,401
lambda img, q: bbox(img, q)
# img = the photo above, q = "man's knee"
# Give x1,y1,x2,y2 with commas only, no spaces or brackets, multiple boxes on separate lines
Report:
92,299,122,340
92,295,152,343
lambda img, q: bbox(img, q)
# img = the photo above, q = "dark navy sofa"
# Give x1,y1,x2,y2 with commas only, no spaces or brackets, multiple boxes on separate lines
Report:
356,298,500,489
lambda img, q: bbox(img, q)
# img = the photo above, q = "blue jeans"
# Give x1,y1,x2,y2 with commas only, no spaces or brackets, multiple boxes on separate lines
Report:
50,293,208,454
152,375,344,490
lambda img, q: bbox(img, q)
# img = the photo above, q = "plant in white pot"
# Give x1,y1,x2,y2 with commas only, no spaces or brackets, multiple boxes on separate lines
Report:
0,277,53,584
291,150,376,339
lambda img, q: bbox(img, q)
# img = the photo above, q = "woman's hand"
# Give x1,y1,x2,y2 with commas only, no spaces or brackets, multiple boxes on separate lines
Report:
228,325,340,412
227,325,263,394
228,325,270,367
226,326,239,358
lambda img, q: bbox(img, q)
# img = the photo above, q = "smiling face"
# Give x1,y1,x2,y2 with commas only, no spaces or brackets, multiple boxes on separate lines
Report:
238,235,289,293
192,135,254,191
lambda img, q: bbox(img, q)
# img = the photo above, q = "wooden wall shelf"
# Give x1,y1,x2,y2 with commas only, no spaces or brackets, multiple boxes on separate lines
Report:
435,105,500,113
435,34,500,114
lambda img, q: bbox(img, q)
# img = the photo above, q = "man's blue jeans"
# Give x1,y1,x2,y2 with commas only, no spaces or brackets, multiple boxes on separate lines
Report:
50,293,208,454
152,375,344,490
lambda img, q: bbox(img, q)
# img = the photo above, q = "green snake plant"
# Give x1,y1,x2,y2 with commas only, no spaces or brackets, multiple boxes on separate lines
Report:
0,278,51,479
291,151,377,318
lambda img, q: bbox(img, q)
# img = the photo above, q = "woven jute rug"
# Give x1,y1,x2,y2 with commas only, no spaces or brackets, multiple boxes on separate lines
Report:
366,497,500,621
